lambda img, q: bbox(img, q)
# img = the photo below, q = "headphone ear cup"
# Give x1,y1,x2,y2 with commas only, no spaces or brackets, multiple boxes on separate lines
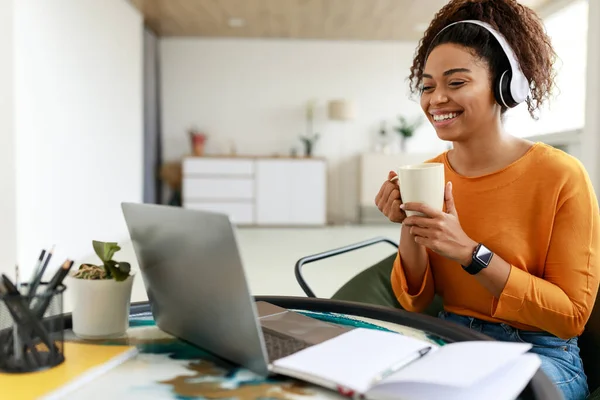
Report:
496,70,517,108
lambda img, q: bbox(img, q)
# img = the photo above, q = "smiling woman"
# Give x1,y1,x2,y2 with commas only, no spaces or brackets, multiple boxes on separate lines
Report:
373,1,600,400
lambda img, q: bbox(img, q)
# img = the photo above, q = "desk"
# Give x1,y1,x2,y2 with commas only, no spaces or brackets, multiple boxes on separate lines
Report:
59,296,560,400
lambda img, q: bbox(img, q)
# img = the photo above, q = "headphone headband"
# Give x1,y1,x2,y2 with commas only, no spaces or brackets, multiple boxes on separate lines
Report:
426,20,530,108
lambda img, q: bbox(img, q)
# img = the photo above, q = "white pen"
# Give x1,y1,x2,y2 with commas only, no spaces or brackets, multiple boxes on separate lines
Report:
370,346,433,385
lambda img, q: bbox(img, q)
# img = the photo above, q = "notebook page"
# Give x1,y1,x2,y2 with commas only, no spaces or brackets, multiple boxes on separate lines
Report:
367,353,541,400
272,328,436,394
380,340,532,388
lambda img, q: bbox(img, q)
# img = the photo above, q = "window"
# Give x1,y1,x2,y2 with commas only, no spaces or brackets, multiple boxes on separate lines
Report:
504,0,588,137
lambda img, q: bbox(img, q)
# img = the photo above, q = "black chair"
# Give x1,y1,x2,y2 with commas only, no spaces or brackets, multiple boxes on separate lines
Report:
295,236,600,399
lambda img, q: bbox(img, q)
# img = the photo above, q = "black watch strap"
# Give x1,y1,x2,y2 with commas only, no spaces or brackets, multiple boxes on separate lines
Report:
462,243,494,275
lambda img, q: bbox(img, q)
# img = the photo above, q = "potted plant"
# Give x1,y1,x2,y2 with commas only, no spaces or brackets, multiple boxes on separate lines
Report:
68,240,134,339
393,115,424,152
188,128,208,157
300,133,320,157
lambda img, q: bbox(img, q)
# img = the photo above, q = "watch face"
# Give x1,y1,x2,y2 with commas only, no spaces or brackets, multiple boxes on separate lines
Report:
475,245,493,265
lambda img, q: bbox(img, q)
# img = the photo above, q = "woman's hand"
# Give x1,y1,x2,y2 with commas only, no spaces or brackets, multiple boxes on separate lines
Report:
401,181,478,265
375,171,406,223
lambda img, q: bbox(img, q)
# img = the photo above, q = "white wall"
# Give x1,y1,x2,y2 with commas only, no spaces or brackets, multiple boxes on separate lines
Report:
13,0,144,277
160,38,447,222
582,0,600,194
0,0,16,276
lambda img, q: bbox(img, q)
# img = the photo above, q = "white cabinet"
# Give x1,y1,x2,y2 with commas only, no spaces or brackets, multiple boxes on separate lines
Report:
254,160,290,224
255,159,326,225
182,157,326,226
288,161,327,225
182,158,256,225
185,202,254,225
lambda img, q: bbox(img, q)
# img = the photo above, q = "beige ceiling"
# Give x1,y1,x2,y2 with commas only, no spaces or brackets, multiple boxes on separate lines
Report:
129,0,563,41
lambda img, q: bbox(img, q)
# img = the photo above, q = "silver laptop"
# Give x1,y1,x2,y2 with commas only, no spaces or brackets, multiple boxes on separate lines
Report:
121,202,350,376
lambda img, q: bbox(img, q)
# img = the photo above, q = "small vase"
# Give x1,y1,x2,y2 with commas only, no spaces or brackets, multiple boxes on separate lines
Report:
190,132,207,157
400,136,408,153
193,142,205,157
305,144,312,157
68,274,135,339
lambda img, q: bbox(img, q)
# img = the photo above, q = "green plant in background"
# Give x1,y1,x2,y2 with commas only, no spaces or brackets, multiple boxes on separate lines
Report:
72,241,131,281
300,133,320,157
394,115,424,138
393,115,424,151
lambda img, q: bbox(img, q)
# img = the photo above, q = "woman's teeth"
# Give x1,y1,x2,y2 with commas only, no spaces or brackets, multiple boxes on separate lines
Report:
433,112,459,122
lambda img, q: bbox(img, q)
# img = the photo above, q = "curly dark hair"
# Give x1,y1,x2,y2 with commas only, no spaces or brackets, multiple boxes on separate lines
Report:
408,0,557,119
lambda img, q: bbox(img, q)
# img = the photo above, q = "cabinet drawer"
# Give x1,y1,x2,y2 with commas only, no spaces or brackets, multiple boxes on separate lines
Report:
183,177,254,200
184,202,254,224
183,158,254,176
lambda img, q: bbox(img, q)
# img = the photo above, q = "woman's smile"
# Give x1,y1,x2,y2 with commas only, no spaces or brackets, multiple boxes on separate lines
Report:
430,110,464,128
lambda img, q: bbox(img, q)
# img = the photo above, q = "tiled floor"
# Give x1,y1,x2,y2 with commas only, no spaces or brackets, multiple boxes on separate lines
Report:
64,224,401,312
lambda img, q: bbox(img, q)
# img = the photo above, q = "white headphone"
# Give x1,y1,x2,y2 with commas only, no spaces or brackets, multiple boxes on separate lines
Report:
426,20,530,108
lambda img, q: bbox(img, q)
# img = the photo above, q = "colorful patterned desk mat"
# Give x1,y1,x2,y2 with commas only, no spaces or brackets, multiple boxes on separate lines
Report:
66,310,448,399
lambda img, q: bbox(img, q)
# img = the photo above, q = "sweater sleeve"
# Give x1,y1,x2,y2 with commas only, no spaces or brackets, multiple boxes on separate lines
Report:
491,176,600,339
390,251,435,312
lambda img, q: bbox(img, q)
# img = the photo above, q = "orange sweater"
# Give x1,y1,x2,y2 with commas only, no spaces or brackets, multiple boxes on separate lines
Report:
391,142,600,339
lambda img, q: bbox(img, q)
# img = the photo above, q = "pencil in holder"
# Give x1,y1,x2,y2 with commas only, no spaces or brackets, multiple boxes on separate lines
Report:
0,282,66,373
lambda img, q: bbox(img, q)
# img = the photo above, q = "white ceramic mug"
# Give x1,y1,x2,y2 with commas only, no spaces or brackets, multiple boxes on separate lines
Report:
397,163,445,217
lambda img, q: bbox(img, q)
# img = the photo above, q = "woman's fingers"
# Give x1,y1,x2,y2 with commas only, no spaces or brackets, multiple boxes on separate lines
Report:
376,180,398,209
401,202,444,219
409,226,431,238
382,188,398,213
389,199,406,222
403,215,440,229
375,171,405,223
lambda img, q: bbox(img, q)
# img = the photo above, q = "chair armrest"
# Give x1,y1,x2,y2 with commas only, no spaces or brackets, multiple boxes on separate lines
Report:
294,236,398,297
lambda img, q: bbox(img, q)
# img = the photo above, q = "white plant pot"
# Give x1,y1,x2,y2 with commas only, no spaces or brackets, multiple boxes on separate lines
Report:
67,274,135,339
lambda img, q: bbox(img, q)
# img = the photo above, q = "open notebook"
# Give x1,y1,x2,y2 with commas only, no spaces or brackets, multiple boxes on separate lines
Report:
272,328,541,400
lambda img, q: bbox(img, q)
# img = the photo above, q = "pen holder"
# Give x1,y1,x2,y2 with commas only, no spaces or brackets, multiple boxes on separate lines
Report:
0,282,67,373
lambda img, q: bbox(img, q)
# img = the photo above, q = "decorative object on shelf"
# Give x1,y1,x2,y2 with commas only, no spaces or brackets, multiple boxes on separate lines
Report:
393,115,424,152
188,128,208,157
300,135,320,157
299,100,320,157
374,120,396,154
228,139,237,156
68,241,134,339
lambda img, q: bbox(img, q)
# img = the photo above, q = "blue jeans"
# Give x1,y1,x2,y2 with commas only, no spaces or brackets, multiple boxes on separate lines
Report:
438,311,590,400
